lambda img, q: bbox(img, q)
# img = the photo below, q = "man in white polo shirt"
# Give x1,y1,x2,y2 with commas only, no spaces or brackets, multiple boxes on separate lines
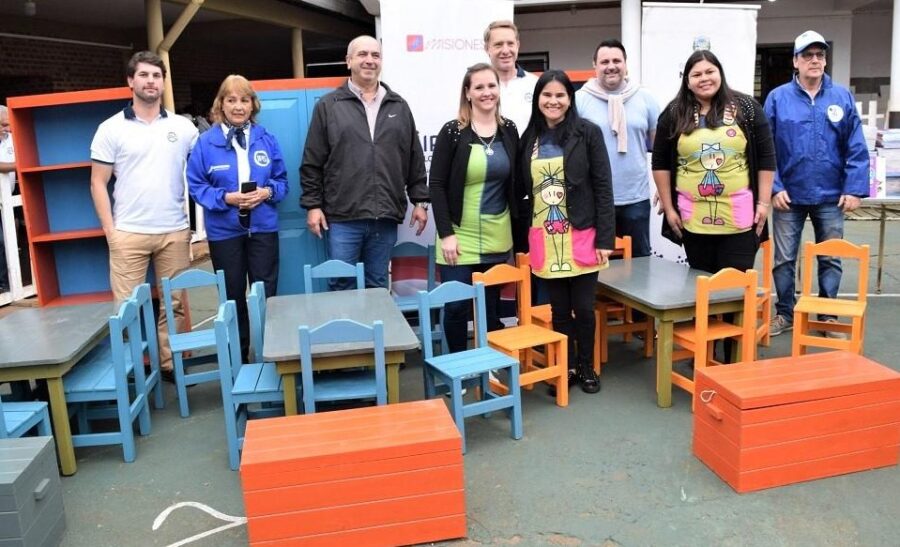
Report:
90,51,198,381
0,105,15,293
484,20,537,135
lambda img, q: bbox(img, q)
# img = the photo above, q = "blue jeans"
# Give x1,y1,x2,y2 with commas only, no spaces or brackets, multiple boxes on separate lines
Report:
326,219,398,291
772,203,844,320
615,199,651,257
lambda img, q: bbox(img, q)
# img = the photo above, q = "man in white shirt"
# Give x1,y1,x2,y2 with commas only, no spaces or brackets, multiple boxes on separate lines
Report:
90,51,198,380
0,105,14,292
484,20,538,135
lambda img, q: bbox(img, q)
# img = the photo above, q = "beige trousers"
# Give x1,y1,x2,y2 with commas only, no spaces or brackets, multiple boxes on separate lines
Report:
108,228,191,371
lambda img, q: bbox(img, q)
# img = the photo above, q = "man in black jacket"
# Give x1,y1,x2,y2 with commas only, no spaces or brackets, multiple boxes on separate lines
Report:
300,35,429,290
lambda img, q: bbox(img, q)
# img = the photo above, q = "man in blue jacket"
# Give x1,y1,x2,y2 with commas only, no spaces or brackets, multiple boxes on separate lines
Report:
764,30,869,338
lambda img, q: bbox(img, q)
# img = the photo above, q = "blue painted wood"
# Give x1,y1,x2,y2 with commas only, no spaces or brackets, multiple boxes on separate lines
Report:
43,168,101,232
214,301,286,470
161,268,227,417
32,100,129,165
256,89,328,296
298,319,386,414
130,284,163,410
303,260,365,294
417,281,522,453
64,298,152,462
0,396,51,438
54,238,110,296
247,281,266,363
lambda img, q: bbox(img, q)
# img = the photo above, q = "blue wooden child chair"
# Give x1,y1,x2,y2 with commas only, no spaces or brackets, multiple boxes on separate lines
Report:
298,319,386,414
214,301,287,470
390,242,446,354
0,393,51,438
162,268,227,417
303,260,365,293
130,283,164,410
247,281,266,363
417,281,523,453
64,299,152,462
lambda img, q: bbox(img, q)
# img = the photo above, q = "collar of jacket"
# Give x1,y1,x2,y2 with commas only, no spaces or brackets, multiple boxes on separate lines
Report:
791,72,833,97
206,123,263,148
334,80,403,104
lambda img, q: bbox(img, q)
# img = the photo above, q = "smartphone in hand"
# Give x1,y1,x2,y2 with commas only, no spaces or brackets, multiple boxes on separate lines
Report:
239,181,256,220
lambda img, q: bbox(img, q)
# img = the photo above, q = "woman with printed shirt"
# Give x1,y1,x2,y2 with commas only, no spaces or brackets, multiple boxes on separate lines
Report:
518,70,615,394
429,63,519,353
651,50,775,275
187,74,288,361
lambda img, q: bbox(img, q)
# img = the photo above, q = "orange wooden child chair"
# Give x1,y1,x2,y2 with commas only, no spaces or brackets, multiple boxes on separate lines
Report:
756,239,773,347
671,268,758,409
792,239,869,356
472,263,569,407
593,236,654,373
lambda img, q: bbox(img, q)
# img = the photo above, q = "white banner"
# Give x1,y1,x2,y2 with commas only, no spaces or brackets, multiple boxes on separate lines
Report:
641,2,759,262
380,0,514,244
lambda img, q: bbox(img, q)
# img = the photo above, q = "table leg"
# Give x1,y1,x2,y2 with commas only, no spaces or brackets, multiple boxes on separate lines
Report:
877,205,886,294
656,320,674,408
45,377,76,475
282,373,298,415
387,363,400,404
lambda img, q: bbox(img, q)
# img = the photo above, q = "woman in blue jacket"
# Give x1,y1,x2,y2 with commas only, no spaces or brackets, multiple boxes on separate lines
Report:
187,74,288,361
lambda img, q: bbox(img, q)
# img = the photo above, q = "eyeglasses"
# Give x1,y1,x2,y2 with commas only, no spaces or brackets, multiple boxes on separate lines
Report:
800,50,826,61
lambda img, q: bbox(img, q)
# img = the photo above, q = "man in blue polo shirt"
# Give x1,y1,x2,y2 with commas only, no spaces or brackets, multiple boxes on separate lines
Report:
764,30,869,338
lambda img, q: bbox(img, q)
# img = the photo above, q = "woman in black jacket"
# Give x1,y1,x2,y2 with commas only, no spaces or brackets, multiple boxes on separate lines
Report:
429,63,519,353
518,70,615,394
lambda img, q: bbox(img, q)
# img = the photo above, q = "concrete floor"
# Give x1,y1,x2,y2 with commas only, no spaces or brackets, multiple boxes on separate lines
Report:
7,219,900,546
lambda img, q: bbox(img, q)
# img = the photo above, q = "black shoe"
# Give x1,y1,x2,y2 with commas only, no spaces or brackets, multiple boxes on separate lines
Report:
548,368,577,397
161,369,177,384
578,366,601,394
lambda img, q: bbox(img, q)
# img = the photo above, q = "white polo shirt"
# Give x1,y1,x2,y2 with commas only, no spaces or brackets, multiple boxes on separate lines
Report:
90,106,198,234
500,68,538,136
0,135,15,186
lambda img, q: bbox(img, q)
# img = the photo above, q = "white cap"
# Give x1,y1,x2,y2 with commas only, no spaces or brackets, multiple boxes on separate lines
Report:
794,30,828,55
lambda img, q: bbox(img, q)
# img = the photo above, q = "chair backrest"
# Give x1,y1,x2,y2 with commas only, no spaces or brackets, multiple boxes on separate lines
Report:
472,262,531,325
695,268,759,362
613,236,632,260
303,260,365,294
129,283,159,369
161,269,227,335
109,298,148,390
247,281,266,363
417,281,489,359
298,319,386,402
0,393,7,436
214,301,242,397
801,240,870,303
759,238,773,292
390,242,436,291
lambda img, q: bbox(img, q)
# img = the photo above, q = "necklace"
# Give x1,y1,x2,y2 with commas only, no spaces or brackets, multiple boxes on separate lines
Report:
471,121,497,156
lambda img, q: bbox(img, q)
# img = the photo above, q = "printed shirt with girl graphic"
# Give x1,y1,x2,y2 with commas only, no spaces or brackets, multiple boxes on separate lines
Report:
435,135,512,266
529,129,602,279
675,107,753,235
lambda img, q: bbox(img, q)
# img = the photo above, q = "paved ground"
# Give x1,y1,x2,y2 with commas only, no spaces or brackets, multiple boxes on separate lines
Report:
4,219,900,546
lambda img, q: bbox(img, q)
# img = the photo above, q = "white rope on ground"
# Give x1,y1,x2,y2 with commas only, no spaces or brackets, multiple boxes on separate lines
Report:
152,501,246,547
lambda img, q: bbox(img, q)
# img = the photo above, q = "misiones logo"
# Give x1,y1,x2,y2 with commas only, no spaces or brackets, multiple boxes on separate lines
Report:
406,34,485,52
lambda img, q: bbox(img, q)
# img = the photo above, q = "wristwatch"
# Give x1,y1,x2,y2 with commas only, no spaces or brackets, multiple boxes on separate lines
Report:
415,202,429,211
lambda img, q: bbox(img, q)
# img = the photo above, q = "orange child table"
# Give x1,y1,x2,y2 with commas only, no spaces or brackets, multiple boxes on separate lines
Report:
240,399,466,546
694,351,900,493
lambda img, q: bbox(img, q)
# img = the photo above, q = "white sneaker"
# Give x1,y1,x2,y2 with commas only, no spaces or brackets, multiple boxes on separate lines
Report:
821,318,849,340
770,315,793,337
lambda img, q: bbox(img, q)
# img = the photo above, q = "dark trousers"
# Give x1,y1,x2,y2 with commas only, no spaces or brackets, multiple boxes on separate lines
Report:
208,232,279,361
546,272,597,370
615,199,651,258
438,263,503,353
682,229,758,362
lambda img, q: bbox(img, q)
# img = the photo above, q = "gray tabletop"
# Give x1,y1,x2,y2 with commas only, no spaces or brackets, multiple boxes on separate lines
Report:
0,302,114,368
262,288,420,362
596,256,747,310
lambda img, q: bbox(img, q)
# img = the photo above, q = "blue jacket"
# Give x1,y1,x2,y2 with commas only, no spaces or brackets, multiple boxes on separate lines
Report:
763,74,869,204
187,123,288,241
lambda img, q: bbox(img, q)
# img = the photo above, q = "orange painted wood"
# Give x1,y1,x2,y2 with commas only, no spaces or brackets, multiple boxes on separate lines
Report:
244,463,464,516
242,449,461,491
19,161,93,173
245,490,465,542
251,76,347,91
8,107,37,169
693,351,900,492
6,87,132,109
31,228,105,243
44,291,114,307
249,514,467,547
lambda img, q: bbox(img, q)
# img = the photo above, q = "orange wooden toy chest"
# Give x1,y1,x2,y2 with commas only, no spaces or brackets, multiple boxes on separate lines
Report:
239,399,466,546
693,351,900,493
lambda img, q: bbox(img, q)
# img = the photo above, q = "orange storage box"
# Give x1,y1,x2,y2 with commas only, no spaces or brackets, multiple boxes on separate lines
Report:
694,351,900,493
240,399,466,546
